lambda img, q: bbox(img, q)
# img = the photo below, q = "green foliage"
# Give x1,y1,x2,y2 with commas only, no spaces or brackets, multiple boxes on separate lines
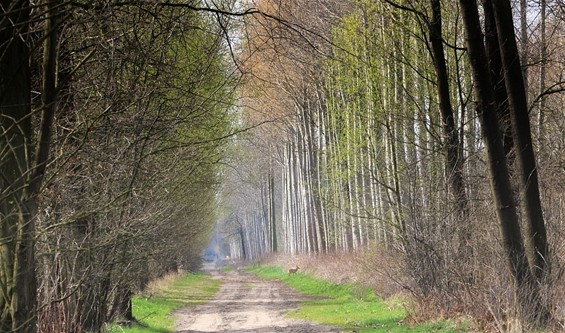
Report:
246,265,466,333
106,273,220,333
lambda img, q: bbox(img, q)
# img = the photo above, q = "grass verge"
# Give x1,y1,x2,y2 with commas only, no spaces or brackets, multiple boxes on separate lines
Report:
246,265,468,333
106,272,220,333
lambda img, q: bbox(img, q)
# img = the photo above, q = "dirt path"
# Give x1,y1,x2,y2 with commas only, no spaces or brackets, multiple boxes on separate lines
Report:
173,267,342,333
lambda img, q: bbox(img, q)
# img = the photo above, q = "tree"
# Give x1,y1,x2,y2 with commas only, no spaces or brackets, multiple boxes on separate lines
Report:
428,0,468,219
458,0,549,326
0,1,244,332
1,1,36,332
489,0,548,281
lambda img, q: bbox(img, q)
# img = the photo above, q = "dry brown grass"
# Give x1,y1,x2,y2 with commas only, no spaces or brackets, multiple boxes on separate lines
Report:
259,244,410,298
142,270,185,296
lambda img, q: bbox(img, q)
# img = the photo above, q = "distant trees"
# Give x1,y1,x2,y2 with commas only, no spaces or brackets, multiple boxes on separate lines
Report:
229,0,348,256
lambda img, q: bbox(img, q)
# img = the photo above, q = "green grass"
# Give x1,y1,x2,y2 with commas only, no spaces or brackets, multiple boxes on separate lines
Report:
246,265,467,333
106,273,220,333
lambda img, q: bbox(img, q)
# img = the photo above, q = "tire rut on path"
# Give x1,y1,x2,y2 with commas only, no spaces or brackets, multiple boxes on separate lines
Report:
173,268,342,333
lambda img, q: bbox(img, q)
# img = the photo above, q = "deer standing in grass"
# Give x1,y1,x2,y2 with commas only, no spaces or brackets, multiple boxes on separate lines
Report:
288,266,299,275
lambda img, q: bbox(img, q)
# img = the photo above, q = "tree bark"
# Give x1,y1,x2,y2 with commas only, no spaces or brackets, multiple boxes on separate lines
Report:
239,223,247,259
268,164,278,252
0,1,36,332
428,0,468,217
482,0,514,158
519,0,528,97
538,0,546,146
458,0,548,326
490,0,549,282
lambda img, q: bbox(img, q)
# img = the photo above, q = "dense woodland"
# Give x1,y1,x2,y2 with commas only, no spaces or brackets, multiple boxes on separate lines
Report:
222,0,565,331
0,0,564,332
1,1,239,332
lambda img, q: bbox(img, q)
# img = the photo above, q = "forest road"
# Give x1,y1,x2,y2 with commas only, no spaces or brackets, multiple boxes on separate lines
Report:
172,266,342,333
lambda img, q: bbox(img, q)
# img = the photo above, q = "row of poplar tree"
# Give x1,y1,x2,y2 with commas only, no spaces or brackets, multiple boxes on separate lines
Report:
222,0,565,329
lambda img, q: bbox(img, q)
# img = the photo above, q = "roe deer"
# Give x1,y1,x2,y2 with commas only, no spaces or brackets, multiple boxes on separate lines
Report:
288,266,299,275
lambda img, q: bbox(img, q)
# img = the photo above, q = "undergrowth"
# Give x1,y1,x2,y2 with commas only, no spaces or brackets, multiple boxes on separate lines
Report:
246,265,469,333
106,272,220,333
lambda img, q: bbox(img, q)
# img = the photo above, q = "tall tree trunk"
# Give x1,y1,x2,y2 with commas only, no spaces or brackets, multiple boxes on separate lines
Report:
0,1,36,332
305,104,324,253
482,0,514,158
268,163,277,252
458,0,548,326
537,0,546,147
519,0,528,98
490,0,549,282
428,0,468,217
239,223,247,259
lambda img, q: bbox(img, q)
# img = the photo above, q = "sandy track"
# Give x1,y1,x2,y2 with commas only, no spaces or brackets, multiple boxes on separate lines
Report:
173,268,341,333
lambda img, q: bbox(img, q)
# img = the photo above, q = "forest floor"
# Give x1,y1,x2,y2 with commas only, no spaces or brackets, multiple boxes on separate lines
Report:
172,265,341,332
